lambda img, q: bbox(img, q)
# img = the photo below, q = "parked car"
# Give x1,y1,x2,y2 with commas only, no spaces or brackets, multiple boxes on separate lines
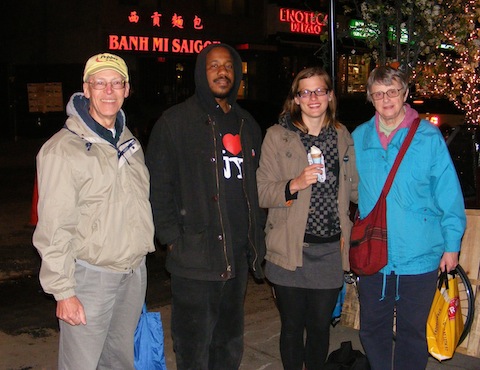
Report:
409,98,480,208
410,97,465,129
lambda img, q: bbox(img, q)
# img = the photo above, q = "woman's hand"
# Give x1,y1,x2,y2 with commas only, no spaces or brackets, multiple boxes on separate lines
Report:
439,251,459,273
289,163,324,194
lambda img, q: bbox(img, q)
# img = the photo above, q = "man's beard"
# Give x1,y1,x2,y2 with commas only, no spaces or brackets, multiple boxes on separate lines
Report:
213,77,233,99
214,90,231,99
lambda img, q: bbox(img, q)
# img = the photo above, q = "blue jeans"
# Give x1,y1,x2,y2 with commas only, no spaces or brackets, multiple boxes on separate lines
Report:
170,256,249,370
358,270,438,370
274,284,340,370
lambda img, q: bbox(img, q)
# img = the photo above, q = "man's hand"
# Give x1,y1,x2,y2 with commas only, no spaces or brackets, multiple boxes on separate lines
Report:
56,296,87,326
439,251,459,273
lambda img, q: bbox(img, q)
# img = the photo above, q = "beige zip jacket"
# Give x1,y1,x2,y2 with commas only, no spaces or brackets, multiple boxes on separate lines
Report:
257,122,358,271
33,93,155,301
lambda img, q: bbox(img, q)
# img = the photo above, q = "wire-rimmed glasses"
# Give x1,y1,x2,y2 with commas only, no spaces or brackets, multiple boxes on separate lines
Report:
88,79,126,90
369,88,403,101
296,88,329,99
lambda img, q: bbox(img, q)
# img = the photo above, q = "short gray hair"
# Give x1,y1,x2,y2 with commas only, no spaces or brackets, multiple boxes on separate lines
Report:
366,66,408,102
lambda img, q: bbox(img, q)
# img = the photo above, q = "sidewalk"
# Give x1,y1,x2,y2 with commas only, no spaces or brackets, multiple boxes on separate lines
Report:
157,280,364,369
1,276,479,370
1,138,478,369
158,278,480,370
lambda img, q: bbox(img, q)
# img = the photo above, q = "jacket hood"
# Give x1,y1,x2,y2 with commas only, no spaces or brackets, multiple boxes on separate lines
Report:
279,113,298,132
194,43,243,113
65,92,126,144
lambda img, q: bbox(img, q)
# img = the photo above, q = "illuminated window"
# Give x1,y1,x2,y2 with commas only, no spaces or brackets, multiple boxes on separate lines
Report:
338,54,370,94
237,62,248,99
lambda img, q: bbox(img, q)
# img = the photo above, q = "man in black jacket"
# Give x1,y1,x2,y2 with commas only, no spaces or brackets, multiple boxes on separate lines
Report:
146,43,266,370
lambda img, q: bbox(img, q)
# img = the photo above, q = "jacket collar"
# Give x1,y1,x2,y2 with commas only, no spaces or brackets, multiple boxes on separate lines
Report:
66,92,125,146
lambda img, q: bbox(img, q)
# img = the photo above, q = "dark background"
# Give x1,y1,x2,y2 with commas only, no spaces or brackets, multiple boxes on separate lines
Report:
0,138,171,336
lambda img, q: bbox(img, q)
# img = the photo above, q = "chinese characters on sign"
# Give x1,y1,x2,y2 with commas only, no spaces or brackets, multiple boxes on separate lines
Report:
129,11,204,30
171,13,184,29
129,11,139,23
193,16,203,30
151,12,161,27
113,10,214,54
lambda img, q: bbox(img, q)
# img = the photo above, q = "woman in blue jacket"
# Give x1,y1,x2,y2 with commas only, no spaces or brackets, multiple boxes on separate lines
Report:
352,66,466,370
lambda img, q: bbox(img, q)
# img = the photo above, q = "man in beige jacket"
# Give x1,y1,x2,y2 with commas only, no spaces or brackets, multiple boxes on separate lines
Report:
33,53,155,370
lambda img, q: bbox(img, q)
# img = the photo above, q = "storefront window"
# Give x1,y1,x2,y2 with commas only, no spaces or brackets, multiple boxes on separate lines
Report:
338,54,370,94
237,61,248,99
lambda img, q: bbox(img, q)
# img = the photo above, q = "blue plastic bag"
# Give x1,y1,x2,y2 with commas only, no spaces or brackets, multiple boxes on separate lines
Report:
331,282,346,327
134,304,167,370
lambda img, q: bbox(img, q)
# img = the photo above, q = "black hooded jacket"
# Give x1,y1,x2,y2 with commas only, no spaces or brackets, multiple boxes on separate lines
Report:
146,43,266,281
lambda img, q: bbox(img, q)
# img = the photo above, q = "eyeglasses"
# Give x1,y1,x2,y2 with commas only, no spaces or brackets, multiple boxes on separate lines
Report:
297,88,329,99
369,88,403,101
88,79,126,90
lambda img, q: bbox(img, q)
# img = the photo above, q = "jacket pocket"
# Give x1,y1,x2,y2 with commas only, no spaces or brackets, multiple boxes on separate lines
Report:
169,226,210,269
265,217,288,255
77,202,103,256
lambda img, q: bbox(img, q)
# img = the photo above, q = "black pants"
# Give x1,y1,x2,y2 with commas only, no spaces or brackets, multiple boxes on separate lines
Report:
170,257,249,370
274,284,340,370
358,270,438,370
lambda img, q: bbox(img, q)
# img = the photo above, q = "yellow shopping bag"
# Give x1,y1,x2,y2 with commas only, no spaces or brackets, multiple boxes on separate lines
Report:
426,270,464,361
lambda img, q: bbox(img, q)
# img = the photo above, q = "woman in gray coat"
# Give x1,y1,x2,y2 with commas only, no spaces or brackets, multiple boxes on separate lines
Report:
257,67,358,369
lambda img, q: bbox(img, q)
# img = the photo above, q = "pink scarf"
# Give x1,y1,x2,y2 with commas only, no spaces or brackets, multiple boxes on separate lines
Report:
376,104,419,149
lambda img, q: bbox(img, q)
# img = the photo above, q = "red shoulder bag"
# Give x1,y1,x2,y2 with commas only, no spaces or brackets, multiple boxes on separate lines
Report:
349,118,420,276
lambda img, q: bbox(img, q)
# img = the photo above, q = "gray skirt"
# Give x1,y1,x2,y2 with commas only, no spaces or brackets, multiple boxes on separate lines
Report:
265,240,343,290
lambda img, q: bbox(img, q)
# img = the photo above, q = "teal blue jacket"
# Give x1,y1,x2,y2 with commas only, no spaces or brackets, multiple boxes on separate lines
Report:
352,117,466,275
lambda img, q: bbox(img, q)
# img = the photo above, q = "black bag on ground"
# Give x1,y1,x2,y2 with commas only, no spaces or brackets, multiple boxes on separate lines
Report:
324,341,370,370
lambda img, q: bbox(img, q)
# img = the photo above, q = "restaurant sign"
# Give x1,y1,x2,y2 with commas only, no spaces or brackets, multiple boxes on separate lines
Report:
109,35,219,54
279,8,327,35
108,11,219,54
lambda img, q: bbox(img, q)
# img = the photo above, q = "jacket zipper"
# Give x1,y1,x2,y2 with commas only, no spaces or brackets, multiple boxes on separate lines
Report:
208,115,231,275
239,119,258,273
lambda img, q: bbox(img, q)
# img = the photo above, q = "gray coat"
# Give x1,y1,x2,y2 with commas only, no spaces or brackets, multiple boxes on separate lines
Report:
257,121,358,271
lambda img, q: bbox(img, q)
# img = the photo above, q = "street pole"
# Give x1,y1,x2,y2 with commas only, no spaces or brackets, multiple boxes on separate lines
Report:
329,0,337,93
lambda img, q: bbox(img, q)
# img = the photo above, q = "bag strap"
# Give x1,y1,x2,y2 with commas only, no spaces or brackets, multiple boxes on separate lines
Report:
438,269,449,290
382,117,421,195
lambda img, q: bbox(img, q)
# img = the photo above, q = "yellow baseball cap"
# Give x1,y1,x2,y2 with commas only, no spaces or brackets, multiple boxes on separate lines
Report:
83,53,129,82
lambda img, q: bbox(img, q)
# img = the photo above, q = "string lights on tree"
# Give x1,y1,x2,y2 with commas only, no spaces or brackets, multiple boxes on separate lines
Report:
344,0,479,125
414,0,479,125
